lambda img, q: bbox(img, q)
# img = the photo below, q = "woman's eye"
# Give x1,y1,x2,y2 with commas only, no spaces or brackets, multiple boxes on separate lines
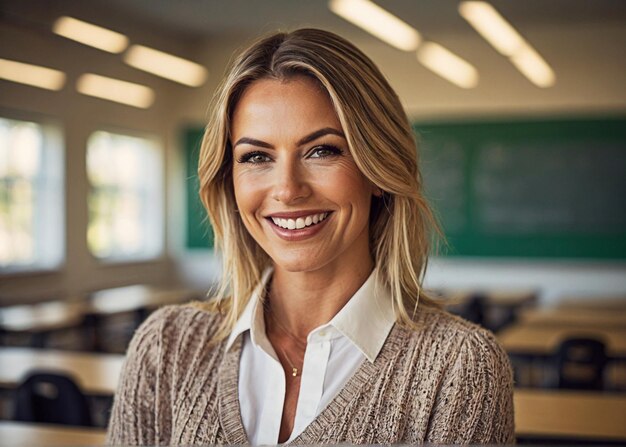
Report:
238,151,271,164
309,145,342,159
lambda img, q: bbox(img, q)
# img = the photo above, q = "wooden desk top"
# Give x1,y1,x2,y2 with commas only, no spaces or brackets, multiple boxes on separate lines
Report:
0,421,105,446
514,389,626,440
519,308,626,327
558,297,626,312
88,285,199,315
0,301,86,333
0,348,124,395
498,324,626,358
436,288,538,307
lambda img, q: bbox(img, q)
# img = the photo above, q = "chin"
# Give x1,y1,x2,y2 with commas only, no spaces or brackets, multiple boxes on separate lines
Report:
270,252,327,273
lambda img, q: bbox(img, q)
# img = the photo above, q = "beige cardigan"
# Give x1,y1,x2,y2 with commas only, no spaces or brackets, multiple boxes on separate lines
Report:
107,304,515,445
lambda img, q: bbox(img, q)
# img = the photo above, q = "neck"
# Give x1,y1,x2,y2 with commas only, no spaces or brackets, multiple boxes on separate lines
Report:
266,259,374,339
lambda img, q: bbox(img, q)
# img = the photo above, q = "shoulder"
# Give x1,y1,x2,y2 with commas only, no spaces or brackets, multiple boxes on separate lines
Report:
126,303,226,358
397,305,511,373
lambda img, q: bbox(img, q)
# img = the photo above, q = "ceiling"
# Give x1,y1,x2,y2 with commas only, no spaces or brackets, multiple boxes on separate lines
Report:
2,0,625,118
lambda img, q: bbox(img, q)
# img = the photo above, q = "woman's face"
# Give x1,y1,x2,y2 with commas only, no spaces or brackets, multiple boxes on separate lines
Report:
231,76,377,274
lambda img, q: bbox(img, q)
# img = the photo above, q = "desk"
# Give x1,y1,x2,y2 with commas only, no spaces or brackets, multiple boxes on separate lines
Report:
0,347,124,395
437,288,537,307
88,285,199,316
515,389,626,441
437,288,537,332
558,297,626,312
519,308,626,327
498,324,626,359
0,301,87,347
0,421,105,446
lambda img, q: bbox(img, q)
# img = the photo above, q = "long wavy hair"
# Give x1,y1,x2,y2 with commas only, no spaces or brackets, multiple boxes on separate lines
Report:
196,28,442,341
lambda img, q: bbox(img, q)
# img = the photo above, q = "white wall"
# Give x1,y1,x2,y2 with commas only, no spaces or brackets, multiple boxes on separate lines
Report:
0,1,203,303
1,1,624,306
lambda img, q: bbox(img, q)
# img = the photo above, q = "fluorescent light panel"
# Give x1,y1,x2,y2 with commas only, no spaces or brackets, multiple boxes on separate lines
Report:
76,74,154,108
53,16,129,53
329,0,421,51
458,2,522,56
459,1,556,87
0,58,66,90
510,45,556,88
124,45,208,87
417,42,478,89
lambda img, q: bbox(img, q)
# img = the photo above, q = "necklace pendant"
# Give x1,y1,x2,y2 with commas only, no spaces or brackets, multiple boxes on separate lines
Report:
292,367,298,377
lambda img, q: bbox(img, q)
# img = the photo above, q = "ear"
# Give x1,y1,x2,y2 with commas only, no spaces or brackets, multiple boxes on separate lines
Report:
372,186,383,198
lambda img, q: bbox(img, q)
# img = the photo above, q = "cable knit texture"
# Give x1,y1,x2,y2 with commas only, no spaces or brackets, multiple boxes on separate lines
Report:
107,304,515,445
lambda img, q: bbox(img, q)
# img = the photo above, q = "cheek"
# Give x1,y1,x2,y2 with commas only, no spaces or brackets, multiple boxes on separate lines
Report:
233,171,265,225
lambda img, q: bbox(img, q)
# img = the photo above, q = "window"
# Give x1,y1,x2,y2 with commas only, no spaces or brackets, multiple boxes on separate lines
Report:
0,116,64,271
86,131,163,261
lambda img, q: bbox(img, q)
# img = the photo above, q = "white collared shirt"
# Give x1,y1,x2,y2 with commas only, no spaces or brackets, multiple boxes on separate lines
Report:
225,268,396,445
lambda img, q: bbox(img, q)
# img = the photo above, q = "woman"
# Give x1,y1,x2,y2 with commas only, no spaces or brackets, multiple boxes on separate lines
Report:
107,28,514,445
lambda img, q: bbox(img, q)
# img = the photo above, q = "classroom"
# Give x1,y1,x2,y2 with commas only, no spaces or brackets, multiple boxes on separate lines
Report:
1,0,625,445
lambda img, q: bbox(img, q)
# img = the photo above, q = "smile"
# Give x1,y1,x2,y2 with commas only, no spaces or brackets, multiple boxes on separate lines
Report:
270,212,329,230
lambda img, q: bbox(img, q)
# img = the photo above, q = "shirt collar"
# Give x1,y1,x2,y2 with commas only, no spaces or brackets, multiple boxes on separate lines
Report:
225,268,273,352
225,268,396,363
322,268,396,362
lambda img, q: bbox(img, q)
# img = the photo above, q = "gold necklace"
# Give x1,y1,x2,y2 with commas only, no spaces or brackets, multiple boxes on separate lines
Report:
264,299,306,377
278,346,300,377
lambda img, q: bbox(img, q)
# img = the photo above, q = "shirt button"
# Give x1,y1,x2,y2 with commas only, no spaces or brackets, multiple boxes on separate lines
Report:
319,330,327,337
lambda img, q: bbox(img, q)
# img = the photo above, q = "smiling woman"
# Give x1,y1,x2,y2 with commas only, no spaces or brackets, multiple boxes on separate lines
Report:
107,28,515,445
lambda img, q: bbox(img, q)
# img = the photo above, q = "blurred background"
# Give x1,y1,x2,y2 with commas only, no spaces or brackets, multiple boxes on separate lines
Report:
0,0,625,445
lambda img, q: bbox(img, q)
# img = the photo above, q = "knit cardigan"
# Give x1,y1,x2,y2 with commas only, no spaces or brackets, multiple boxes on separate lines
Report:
106,303,515,445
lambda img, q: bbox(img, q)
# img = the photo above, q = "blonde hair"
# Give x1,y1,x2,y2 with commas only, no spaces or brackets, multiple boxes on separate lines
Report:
197,28,442,341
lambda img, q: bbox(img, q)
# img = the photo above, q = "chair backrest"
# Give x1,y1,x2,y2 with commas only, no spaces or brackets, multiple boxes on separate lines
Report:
459,294,487,327
13,371,93,426
556,337,608,390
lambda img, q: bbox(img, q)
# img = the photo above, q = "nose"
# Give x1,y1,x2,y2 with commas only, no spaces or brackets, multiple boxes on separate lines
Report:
271,158,311,204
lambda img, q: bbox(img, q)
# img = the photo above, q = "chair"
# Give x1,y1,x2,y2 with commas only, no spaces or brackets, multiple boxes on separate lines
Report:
459,294,487,327
12,371,93,426
554,337,608,390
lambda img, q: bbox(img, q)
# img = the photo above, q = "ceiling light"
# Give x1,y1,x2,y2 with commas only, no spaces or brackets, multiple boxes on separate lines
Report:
458,2,523,56
329,0,421,51
123,45,208,87
459,1,556,87
510,44,556,88
0,58,66,91
416,42,478,89
53,16,129,53
76,74,154,108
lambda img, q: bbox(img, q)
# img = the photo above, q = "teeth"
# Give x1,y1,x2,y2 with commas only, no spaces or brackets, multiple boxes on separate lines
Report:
271,212,329,230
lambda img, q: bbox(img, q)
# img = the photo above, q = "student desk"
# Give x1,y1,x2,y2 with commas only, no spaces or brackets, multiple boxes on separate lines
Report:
438,288,537,331
87,285,199,316
85,285,200,351
0,347,123,395
518,308,626,327
558,297,626,312
0,301,87,348
498,324,626,359
0,421,105,446
438,288,538,307
514,389,626,441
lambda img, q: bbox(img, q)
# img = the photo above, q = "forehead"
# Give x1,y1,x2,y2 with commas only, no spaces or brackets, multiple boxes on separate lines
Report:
231,76,342,139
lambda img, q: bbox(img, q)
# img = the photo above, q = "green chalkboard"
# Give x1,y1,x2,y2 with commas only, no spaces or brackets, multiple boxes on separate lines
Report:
184,128,213,249
415,117,626,259
183,118,626,259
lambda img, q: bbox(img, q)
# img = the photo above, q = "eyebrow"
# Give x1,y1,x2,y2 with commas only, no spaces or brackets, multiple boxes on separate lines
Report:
232,127,345,149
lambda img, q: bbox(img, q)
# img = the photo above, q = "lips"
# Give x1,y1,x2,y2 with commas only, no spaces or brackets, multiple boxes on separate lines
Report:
265,210,333,241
